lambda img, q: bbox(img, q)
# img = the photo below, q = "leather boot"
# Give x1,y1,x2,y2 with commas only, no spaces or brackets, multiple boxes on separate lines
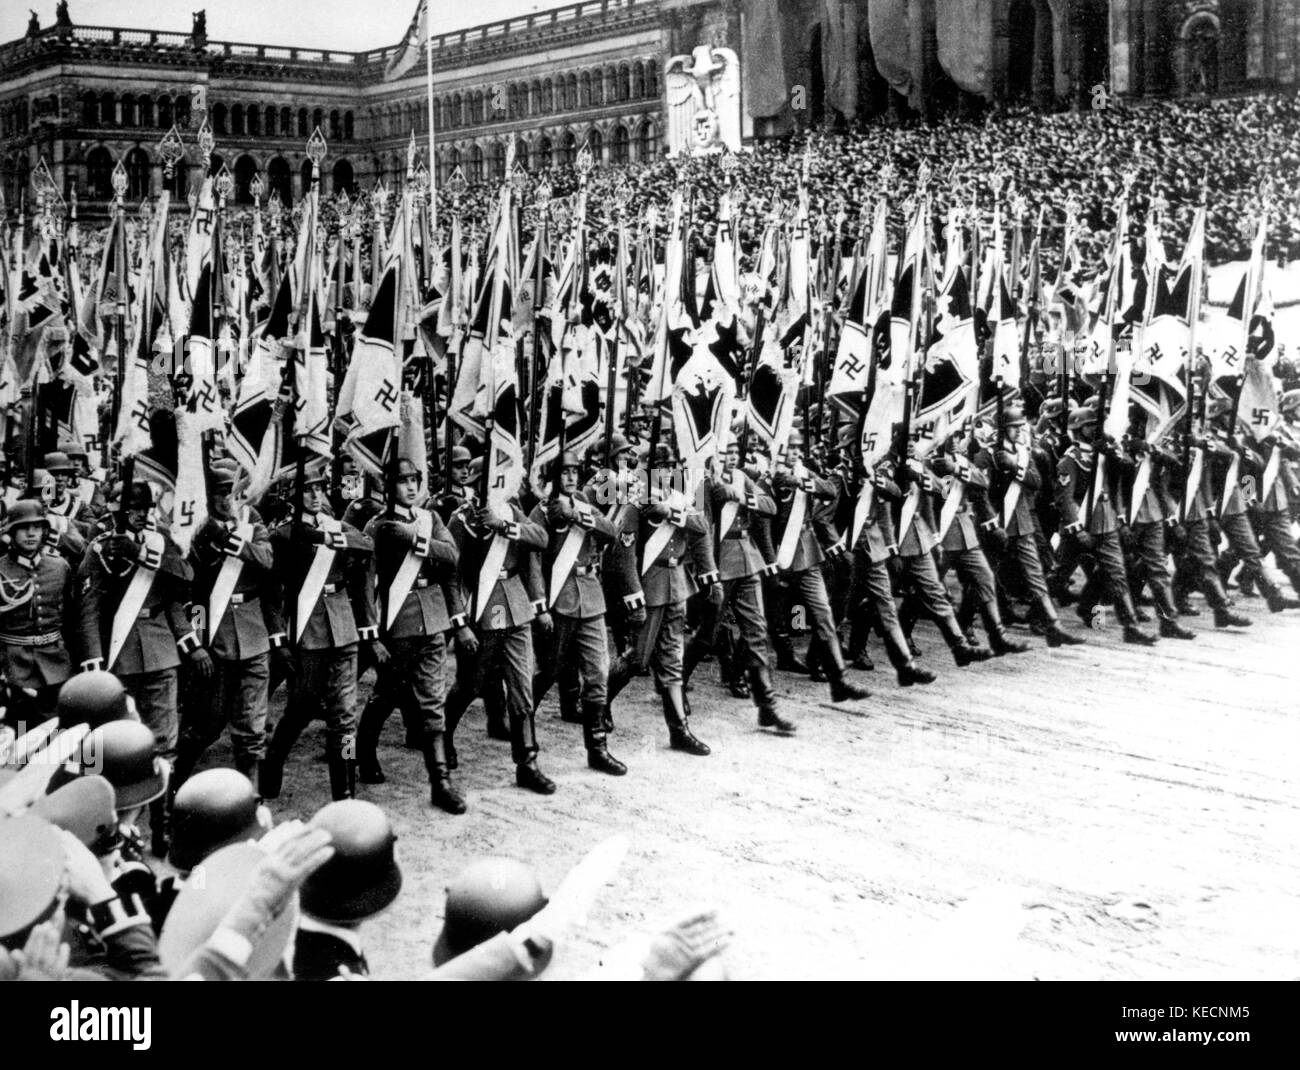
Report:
1117,592,1158,645
510,704,556,794
661,684,710,755
750,663,796,734
939,614,992,666
583,702,627,776
773,635,808,674
1034,595,1084,647
443,696,464,771
980,601,1029,655
1175,594,1201,617
897,661,937,686
1213,606,1252,628
423,734,467,814
882,625,934,685
1259,573,1300,612
806,638,829,682
1152,584,1195,640
327,751,356,801
557,683,584,725
258,754,283,800
606,653,633,704
828,666,870,702
356,697,387,784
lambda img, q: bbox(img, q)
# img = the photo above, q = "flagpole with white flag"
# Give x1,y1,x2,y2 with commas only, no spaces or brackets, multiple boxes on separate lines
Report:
425,0,437,236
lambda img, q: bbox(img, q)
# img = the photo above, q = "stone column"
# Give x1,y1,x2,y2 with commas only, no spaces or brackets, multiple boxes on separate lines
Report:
1032,0,1055,106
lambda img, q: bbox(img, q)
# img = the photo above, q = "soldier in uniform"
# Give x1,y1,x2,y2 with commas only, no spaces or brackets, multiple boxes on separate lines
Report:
444,493,554,794
358,457,467,814
173,460,279,792
682,438,796,734
27,468,86,563
606,465,712,756
260,458,386,803
0,501,76,725
767,430,871,702
975,410,1085,647
1252,389,1300,595
77,482,203,853
1052,407,1157,644
435,445,477,524
529,450,626,777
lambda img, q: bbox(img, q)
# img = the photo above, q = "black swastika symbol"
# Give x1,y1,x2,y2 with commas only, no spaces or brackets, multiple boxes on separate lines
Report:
1252,407,1270,426
180,500,196,524
841,354,865,379
131,401,150,432
1222,345,1239,366
374,380,399,411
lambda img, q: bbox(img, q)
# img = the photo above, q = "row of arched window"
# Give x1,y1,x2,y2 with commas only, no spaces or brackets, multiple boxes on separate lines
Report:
211,104,356,142
81,91,191,130
422,121,658,185
370,59,660,139
1,100,30,138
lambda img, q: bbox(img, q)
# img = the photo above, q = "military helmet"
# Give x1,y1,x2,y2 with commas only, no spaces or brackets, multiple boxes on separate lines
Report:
30,776,119,853
0,816,64,945
300,800,403,924
1280,388,1300,416
58,440,89,462
432,857,548,966
170,769,264,872
42,451,75,474
395,456,423,483
301,457,330,487
785,428,806,450
1003,404,1027,427
56,670,130,730
123,481,154,511
29,469,53,493
1068,405,1096,431
209,459,240,489
450,445,472,465
74,721,169,811
2,499,50,535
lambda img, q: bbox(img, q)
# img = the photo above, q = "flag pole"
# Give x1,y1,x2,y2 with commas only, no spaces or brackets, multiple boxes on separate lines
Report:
426,2,437,238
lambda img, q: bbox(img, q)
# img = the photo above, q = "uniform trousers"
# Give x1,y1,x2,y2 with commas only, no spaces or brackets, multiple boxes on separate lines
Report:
1255,510,1300,584
121,668,179,764
446,626,536,765
363,634,447,742
618,602,686,691
273,646,358,758
783,567,845,673
176,652,269,778
1171,520,1231,608
533,614,608,708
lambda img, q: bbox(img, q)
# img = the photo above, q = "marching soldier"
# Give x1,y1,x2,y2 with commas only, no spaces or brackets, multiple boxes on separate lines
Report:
975,409,1084,647
173,460,279,793
606,464,712,755
260,458,385,803
529,450,626,777
683,438,796,734
443,492,554,794
358,457,467,815
0,501,76,725
77,482,201,853
435,445,477,524
1251,389,1300,595
767,430,871,702
1052,407,1157,644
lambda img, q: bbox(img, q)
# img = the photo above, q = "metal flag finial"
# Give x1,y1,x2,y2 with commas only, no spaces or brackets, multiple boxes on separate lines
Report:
158,125,185,178
577,140,594,179
306,126,328,166
214,163,234,201
250,172,264,204
448,165,468,205
197,117,214,162
111,158,128,199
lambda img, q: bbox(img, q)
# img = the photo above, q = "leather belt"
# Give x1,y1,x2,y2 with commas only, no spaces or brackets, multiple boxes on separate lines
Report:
323,583,340,594
414,578,430,589
0,631,62,646
228,593,258,606
662,556,681,568
497,568,520,581
574,564,601,577
136,605,167,620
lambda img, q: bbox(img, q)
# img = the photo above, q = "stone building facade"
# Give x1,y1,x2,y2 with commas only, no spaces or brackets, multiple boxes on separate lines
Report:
2,1,1298,216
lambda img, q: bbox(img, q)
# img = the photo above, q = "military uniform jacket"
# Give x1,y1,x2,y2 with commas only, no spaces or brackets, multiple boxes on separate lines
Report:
1262,434,1300,513
0,548,75,689
529,491,618,619
709,471,775,580
78,528,194,675
1055,444,1120,535
933,455,992,551
436,485,478,525
189,510,278,661
860,467,901,565
619,503,707,609
888,455,941,557
975,445,1041,538
449,502,548,631
367,506,462,639
1120,446,1180,525
269,511,376,651
770,469,837,572
293,921,370,980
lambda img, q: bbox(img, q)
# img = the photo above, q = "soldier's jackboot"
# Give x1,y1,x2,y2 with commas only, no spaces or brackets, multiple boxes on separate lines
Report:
583,702,627,776
980,601,1030,656
557,681,584,725
806,637,830,682
1116,592,1158,646
938,614,992,666
661,684,710,755
1152,583,1196,640
1257,571,1300,612
1035,595,1085,647
356,697,388,784
423,734,467,814
773,634,808,675
510,708,556,795
827,663,871,702
327,747,356,801
881,623,935,685
485,688,511,742
1213,605,1253,628
749,663,796,734
443,696,465,771
605,653,633,704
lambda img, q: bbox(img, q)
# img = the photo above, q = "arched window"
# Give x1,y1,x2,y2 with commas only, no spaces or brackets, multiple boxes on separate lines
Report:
280,106,291,134
120,94,136,127
612,124,629,164
536,135,552,170
329,110,341,141
566,74,578,110
175,94,190,128
638,120,656,162
312,108,323,133
451,93,462,127
168,160,189,199
560,131,576,167
646,60,659,97
332,159,354,197
506,84,518,119
469,145,484,183
126,146,151,199
515,139,529,170
158,96,172,129
586,128,603,162
231,104,244,136
139,96,154,128
617,65,630,102
448,146,461,178
232,154,257,204
592,70,604,106
487,142,504,181
530,80,541,115
81,91,98,126
471,91,483,123
213,102,227,135
268,156,291,208
101,91,116,126
208,153,224,179
86,146,113,199
633,63,646,99
542,79,554,113
247,105,259,136
345,111,354,140
297,108,308,137
301,157,316,192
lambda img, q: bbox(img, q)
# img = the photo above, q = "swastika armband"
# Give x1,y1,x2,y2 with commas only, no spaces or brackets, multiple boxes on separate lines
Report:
358,625,379,641
530,599,547,615
623,592,645,611
268,632,287,649
503,521,522,541
176,631,201,655
449,613,467,629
